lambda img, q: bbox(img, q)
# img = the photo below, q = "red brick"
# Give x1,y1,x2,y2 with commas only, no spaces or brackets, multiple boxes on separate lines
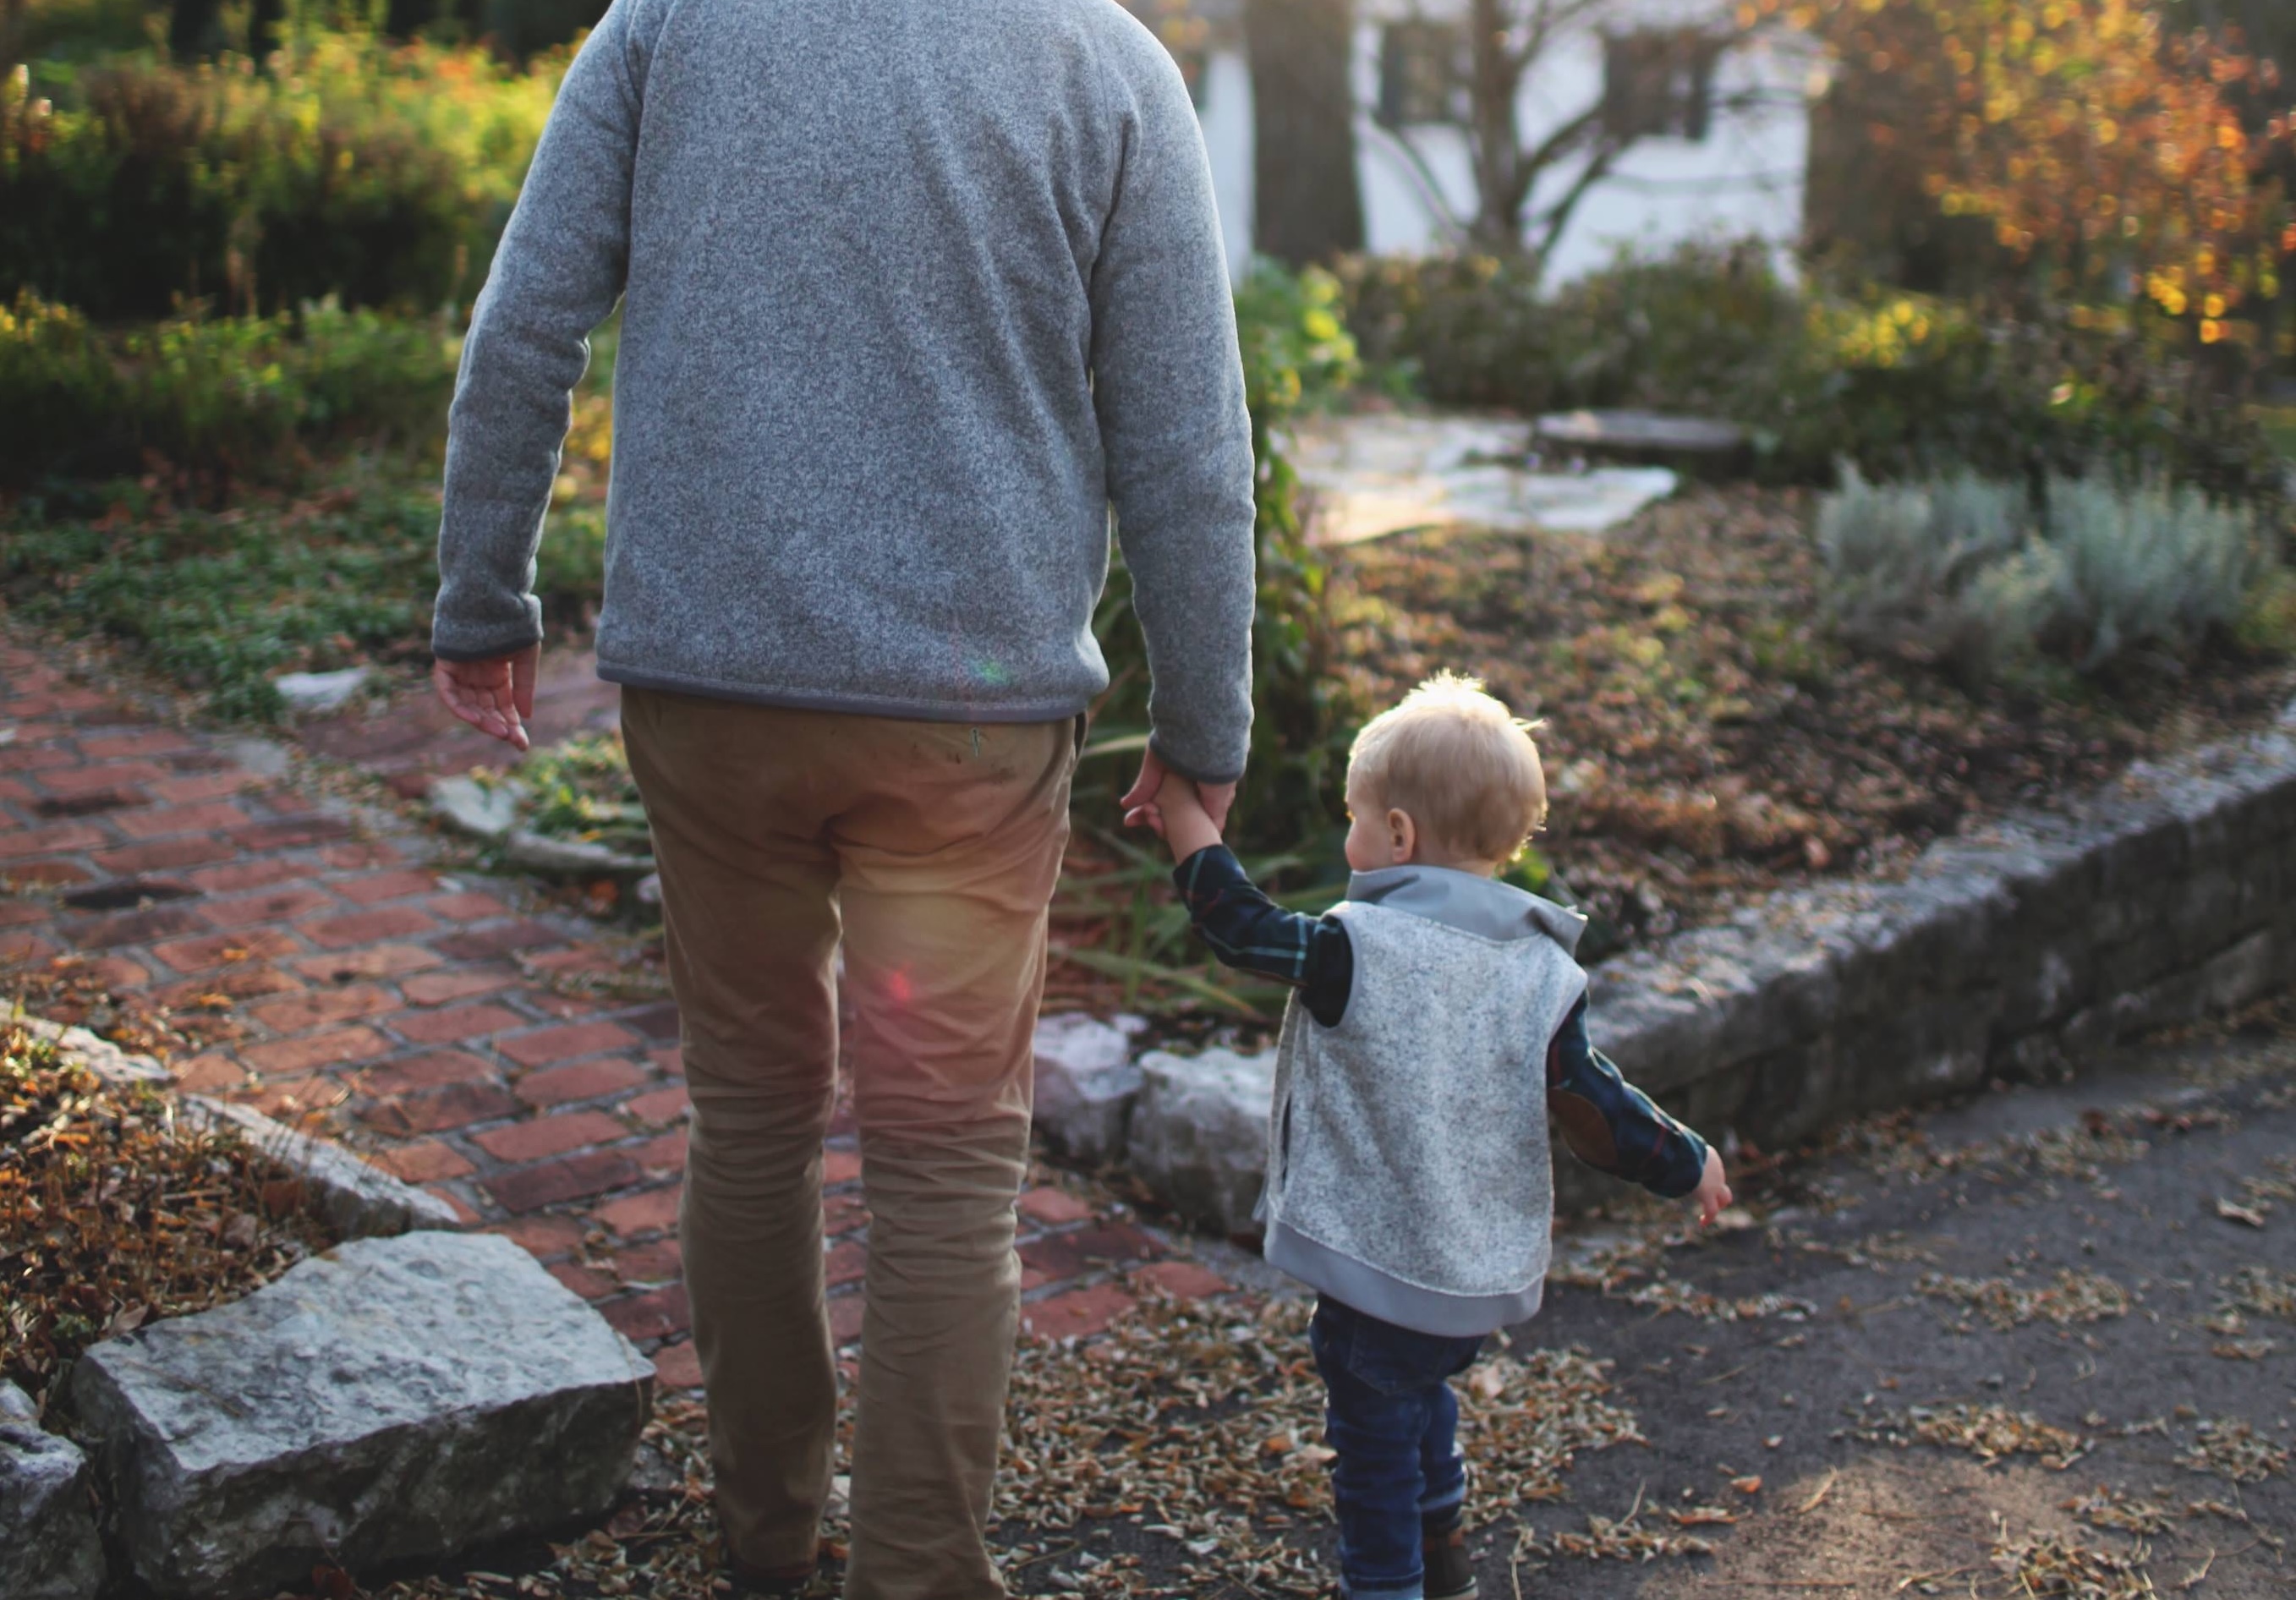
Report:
0,929,57,963
1019,1187,1094,1227
602,1283,689,1342
1018,1225,1160,1284
319,841,404,871
484,1148,644,1213
633,1130,686,1175
830,1293,866,1346
491,1214,589,1260
197,886,336,929
1131,1261,1232,1301
38,760,167,794
827,1240,868,1288
0,821,105,860
361,1079,521,1136
357,1049,497,1096
186,858,308,895
0,778,33,803
227,816,354,852
173,1051,245,1093
824,1148,863,1186
0,900,49,928
473,1110,626,1164
652,1340,704,1389
649,1046,684,1077
624,1086,689,1126
523,989,606,1020
75,954,151,989
150,771,260,804
432,921,565,961
79,730,195,759
498,1020,640,1068
616,1237,682,1283
112,799,249,840
240,1026,389,1075
335,870,440,905
147,965,301,1009
428,891,510,922
92,837,234,875
526,946,621,975
550,1262,621,1301
65,904,207,949
151,928,302,973
424,1185,482,1225
289,945,440,982
1021,1284,1137,1342
0,745,83,776
593,1185,682,1238
0,860,92,887
513,1057,646,1109
824,1195,869,1236
401,967,516,1006
302,907,437,947
374,1139,475,1183
249,984,395,1033
30,787,144,818
389,1003,525,1044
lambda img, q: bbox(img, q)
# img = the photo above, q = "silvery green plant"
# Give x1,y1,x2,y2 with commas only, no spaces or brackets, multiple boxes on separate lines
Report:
2042,474,2259,668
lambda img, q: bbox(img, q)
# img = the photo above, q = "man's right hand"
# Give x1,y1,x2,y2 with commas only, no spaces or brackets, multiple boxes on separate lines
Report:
1121,747,1236,836
433,644,540,752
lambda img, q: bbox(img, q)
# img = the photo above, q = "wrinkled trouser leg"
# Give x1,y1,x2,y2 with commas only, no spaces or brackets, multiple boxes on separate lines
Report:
623,689,1072,1594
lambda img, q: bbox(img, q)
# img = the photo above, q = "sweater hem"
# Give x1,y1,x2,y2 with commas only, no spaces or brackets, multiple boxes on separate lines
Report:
1263,1219,1546,1337
598,660,1096,726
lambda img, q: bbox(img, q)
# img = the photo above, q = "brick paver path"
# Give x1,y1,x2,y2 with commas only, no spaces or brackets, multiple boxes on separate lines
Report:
0,640,1230,1389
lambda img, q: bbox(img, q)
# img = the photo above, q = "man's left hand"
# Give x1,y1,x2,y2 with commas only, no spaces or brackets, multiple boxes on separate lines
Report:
433,644,540,751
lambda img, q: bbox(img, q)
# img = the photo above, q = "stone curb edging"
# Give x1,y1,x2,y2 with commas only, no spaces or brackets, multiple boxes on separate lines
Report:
19,1017,461,1237
1038,701,2296,1233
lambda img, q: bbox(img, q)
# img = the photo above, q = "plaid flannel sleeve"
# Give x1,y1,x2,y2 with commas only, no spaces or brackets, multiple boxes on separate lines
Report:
1546,998,1709,1198
1170,845,1353,1027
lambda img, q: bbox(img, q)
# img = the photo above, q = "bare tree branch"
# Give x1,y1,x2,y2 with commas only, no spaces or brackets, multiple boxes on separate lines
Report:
1362,118,1473,243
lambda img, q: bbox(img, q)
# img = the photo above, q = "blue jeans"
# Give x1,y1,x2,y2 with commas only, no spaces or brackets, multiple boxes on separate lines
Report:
1308,1297,1488,1600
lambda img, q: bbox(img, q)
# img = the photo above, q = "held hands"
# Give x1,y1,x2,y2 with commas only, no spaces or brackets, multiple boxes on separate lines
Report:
1121,748,1235,863
432,645,540,752
1690,1148,1734,1228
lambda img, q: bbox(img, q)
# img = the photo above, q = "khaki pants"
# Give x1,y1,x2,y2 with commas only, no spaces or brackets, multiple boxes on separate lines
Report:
622,689,1077,1600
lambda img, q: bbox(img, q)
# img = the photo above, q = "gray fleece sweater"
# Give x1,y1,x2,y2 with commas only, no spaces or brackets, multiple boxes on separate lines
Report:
433,0,1258,782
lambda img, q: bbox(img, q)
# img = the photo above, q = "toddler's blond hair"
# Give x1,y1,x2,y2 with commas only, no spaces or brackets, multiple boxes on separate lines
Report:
1346,673,1547,866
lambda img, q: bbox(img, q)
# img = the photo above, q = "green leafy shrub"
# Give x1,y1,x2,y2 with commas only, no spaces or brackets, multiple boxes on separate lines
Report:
1335,242,2284,496
1817,465,2271,679
0,289,457,480
1,29,560,318
1088,260,1365,857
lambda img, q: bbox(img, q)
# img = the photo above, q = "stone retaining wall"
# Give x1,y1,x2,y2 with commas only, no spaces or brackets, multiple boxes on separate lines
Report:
1039,702,2296,1233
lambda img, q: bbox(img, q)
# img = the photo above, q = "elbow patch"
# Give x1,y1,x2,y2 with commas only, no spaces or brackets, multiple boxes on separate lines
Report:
1551,1091,1618,1170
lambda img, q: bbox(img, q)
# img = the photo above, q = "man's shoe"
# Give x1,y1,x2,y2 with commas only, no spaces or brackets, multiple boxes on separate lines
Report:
1422,1511,1477,1600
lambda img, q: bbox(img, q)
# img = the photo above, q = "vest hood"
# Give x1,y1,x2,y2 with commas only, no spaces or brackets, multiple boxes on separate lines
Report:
1345,863,1587,955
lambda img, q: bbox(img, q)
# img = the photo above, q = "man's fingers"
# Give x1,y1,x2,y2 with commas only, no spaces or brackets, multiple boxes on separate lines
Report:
1118,749,1167,814
510,644,540,721
1198,781,1240,832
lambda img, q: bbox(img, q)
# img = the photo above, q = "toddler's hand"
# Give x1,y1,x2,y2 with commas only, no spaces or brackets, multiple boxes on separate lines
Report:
1124,801,1166,838
1147,774,1223,863
1691,1148,1733,1228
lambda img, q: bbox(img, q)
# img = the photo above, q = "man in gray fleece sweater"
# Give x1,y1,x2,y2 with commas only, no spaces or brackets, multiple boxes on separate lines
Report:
430,0,1258,1593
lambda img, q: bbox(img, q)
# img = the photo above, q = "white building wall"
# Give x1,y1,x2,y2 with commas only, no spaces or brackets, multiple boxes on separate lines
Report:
1186,3,1813,282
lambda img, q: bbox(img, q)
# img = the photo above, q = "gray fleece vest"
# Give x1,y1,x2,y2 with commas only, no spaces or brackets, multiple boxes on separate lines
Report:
1260,868,1590,1337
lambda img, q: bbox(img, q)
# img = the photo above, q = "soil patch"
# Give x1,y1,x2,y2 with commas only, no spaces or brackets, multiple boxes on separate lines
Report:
1334,486,2296,955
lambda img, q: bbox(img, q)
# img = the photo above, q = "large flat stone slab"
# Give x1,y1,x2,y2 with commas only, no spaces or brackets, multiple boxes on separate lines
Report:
72,1230,653,1599
0,1383,103,1600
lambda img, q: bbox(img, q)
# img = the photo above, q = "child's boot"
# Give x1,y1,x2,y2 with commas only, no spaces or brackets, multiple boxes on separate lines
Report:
1422,1510,1477,1599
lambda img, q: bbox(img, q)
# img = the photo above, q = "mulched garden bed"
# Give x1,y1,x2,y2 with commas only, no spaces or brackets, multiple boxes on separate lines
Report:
1331,485,2296,959
0,1018,342,1411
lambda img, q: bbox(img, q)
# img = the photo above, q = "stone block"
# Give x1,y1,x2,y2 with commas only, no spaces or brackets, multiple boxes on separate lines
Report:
72,1230,652,1599
1127,1047,1275,1236
1031,1013,1141,1166
0,1383,103,1600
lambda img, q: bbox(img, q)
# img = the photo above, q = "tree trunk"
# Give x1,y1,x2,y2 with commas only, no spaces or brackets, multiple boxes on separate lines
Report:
168,0,222,59
1466,0,1526,249
1242,0,1364,267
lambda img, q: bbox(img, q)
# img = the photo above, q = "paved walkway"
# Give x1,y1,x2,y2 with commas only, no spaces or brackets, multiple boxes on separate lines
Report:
0,640,1227,1389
